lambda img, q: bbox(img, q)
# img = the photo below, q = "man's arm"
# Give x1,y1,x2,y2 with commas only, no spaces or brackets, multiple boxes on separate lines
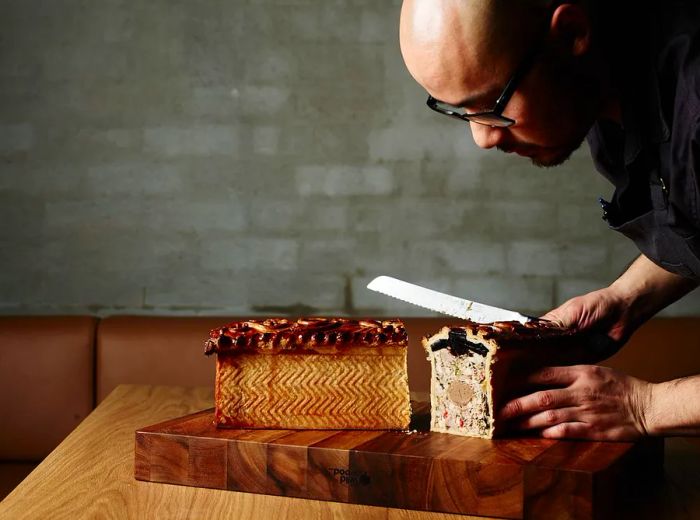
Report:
499,254,700,440
607,254,699,338
647,376,700,436
544,253,698,347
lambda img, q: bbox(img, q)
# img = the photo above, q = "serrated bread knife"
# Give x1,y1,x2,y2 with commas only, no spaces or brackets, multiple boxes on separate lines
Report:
366,275,622,360
367,276,533,323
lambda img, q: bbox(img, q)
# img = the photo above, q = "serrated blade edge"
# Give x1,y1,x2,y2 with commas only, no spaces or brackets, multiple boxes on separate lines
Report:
366,276,529,323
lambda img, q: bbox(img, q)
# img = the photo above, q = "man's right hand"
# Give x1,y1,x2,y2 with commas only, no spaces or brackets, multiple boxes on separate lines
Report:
542,286,631,343
539,286,630,364
542,253,698,361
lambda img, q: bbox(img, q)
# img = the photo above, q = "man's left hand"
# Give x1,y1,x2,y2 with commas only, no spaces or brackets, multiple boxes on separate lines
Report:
499,365,653,441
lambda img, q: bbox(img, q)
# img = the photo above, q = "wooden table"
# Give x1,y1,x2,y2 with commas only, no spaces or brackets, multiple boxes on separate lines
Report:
1,385,699,519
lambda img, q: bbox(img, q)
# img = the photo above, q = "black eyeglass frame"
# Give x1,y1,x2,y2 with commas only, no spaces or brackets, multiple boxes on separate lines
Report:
426,39,542,128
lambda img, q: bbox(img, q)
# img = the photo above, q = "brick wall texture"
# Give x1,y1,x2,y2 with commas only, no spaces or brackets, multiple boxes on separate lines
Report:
2,0,700,317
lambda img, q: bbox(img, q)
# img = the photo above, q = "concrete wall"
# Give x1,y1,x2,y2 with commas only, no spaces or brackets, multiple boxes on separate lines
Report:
2,0,699,317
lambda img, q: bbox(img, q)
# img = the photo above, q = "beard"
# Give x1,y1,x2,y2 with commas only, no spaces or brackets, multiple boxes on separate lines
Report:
497,134,586,168
529,144,578,168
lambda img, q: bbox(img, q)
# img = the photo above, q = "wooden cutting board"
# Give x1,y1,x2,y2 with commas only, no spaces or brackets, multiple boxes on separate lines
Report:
134,402,663,520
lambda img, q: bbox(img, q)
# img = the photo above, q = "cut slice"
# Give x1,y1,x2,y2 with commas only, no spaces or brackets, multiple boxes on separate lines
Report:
422,320,580,439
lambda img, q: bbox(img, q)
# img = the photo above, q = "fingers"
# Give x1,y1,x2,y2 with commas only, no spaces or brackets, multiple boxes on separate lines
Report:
540,422,590,439
525,366,578,387
499,388,575,420
540,291,606,330
512,406,579,430
539,311,566,328
539,301,579,329
536,422,638,441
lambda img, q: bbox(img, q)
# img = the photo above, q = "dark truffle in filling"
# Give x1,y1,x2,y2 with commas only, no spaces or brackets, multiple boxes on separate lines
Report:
430,328,489,357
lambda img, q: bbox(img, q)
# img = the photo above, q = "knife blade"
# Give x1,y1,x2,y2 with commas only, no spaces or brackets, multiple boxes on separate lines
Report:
366,275,623,361
366,276,531,324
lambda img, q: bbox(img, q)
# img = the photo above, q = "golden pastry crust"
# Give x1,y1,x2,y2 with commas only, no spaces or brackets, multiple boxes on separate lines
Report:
205,317,407,355
214,351,411,429
206,317,412,430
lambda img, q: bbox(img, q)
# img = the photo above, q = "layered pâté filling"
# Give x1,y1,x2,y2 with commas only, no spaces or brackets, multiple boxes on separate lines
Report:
428,328,493,435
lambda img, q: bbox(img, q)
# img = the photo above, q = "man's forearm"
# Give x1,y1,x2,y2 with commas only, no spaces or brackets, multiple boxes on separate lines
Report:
645,375,700,436
610,254,698,333
611,258,700,437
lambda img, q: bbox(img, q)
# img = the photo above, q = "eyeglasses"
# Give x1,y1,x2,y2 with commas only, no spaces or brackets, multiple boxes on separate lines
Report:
426,41,541,128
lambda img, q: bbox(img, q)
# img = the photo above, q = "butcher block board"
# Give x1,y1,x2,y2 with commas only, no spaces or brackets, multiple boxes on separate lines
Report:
134,402,663,520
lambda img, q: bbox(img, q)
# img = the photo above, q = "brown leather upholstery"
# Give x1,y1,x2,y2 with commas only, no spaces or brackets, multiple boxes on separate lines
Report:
96,316,229,403
0,316,96,461
604,318,700,382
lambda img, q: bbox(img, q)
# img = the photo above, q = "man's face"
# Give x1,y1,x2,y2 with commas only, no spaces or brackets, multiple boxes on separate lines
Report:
466,52,596,167
400,0,600,168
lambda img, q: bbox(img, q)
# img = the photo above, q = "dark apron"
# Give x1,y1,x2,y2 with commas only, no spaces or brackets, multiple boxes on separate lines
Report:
600,166,700,281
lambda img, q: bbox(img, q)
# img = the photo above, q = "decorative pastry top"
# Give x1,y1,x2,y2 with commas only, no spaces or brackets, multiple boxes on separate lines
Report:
425,319,577,357
459,319,573,341
205,317,407,355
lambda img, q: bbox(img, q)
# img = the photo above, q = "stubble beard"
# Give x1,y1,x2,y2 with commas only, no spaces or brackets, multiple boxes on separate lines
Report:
499,134,586,168
529,145,576,168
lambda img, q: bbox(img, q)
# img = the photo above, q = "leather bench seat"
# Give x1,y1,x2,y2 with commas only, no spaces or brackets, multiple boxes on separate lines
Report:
96,316,229,403
0,316,96,499
604,317,700,382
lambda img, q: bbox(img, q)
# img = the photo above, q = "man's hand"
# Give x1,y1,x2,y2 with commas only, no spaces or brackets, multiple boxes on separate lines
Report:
500,254,699,440
540,287,630,364
544,254,698,346
541,286,631,343
499,365,652,441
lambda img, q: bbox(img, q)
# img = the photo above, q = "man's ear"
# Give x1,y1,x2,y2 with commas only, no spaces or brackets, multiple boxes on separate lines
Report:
549,3,592,57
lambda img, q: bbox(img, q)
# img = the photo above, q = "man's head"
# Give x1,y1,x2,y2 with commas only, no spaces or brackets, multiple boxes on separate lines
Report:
400,0,611,167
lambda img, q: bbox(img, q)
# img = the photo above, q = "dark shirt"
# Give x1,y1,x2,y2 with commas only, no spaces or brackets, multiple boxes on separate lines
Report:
586,2,700,280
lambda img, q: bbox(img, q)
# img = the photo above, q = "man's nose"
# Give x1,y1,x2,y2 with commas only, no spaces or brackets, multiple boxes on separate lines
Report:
470,122,506,149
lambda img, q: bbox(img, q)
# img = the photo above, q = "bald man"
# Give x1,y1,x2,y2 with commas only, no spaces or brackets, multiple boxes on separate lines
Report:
400,0,700,440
